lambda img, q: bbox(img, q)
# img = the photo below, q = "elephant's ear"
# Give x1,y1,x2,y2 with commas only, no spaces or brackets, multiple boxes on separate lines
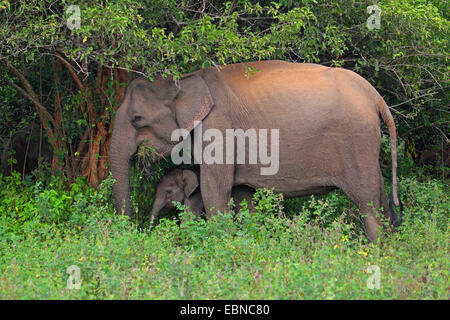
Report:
173,74,214,133
182,170,199,197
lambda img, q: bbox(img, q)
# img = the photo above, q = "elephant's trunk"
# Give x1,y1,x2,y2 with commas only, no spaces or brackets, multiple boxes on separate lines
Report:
110,149,131,216
150,199,164,222
150,189,169,222
110,111,137,217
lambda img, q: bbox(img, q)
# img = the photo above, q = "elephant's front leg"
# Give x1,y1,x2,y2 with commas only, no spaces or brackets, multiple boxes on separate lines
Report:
200,163,234,218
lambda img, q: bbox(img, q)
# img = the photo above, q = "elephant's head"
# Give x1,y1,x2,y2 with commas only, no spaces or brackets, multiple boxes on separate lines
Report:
150,169,199,221
110,74,213,216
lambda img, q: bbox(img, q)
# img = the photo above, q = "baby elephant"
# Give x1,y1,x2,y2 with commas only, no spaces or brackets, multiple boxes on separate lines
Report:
150,168,255,221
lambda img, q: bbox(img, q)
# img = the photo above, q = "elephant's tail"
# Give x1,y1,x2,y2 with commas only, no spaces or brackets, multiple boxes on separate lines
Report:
377,94,400,207
389,187,403,227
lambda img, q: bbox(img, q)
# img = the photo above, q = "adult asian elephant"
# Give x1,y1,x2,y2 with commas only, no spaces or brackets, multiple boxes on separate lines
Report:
110,60,402,241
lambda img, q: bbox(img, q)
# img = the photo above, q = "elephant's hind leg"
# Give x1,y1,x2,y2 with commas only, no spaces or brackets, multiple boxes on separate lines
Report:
339,167,385,242
378,172,394,228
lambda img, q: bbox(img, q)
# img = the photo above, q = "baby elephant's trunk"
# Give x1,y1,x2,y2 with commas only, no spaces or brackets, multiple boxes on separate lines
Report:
150,198,166,222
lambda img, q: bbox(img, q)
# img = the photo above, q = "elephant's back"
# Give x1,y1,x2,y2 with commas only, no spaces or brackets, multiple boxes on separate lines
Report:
218,60,328,84
216,61,379,132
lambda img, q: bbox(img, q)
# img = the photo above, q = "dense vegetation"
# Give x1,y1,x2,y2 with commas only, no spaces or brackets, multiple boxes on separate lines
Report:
1,0,448,182
0,0,448,299
0,162,448,299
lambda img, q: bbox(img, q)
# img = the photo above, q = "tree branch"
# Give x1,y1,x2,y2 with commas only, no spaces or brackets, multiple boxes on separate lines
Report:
3,59,56,128
54,52,83,91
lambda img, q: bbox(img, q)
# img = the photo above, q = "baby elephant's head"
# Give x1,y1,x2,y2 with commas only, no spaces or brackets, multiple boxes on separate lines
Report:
150,169,199,221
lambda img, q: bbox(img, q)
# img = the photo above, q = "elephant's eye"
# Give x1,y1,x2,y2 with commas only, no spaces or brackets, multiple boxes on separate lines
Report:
132,115,142,125
166,189,173,195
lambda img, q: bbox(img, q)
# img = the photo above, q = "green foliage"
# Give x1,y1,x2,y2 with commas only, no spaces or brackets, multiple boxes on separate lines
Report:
0,168,448,299
253,187,284,216
1,0,448,155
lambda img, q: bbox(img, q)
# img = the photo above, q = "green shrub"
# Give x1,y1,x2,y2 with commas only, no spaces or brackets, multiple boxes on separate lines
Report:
0,168,448,299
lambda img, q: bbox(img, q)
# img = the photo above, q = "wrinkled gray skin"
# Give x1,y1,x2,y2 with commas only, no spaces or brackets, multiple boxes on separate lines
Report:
1,123,52,176
150,168,255,221
110,60,402,242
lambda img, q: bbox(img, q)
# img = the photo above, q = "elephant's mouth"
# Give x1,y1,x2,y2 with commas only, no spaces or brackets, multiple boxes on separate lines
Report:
135,140,172,177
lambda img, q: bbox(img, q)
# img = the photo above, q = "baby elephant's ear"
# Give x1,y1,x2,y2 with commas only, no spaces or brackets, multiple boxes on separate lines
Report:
182,170,199,197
